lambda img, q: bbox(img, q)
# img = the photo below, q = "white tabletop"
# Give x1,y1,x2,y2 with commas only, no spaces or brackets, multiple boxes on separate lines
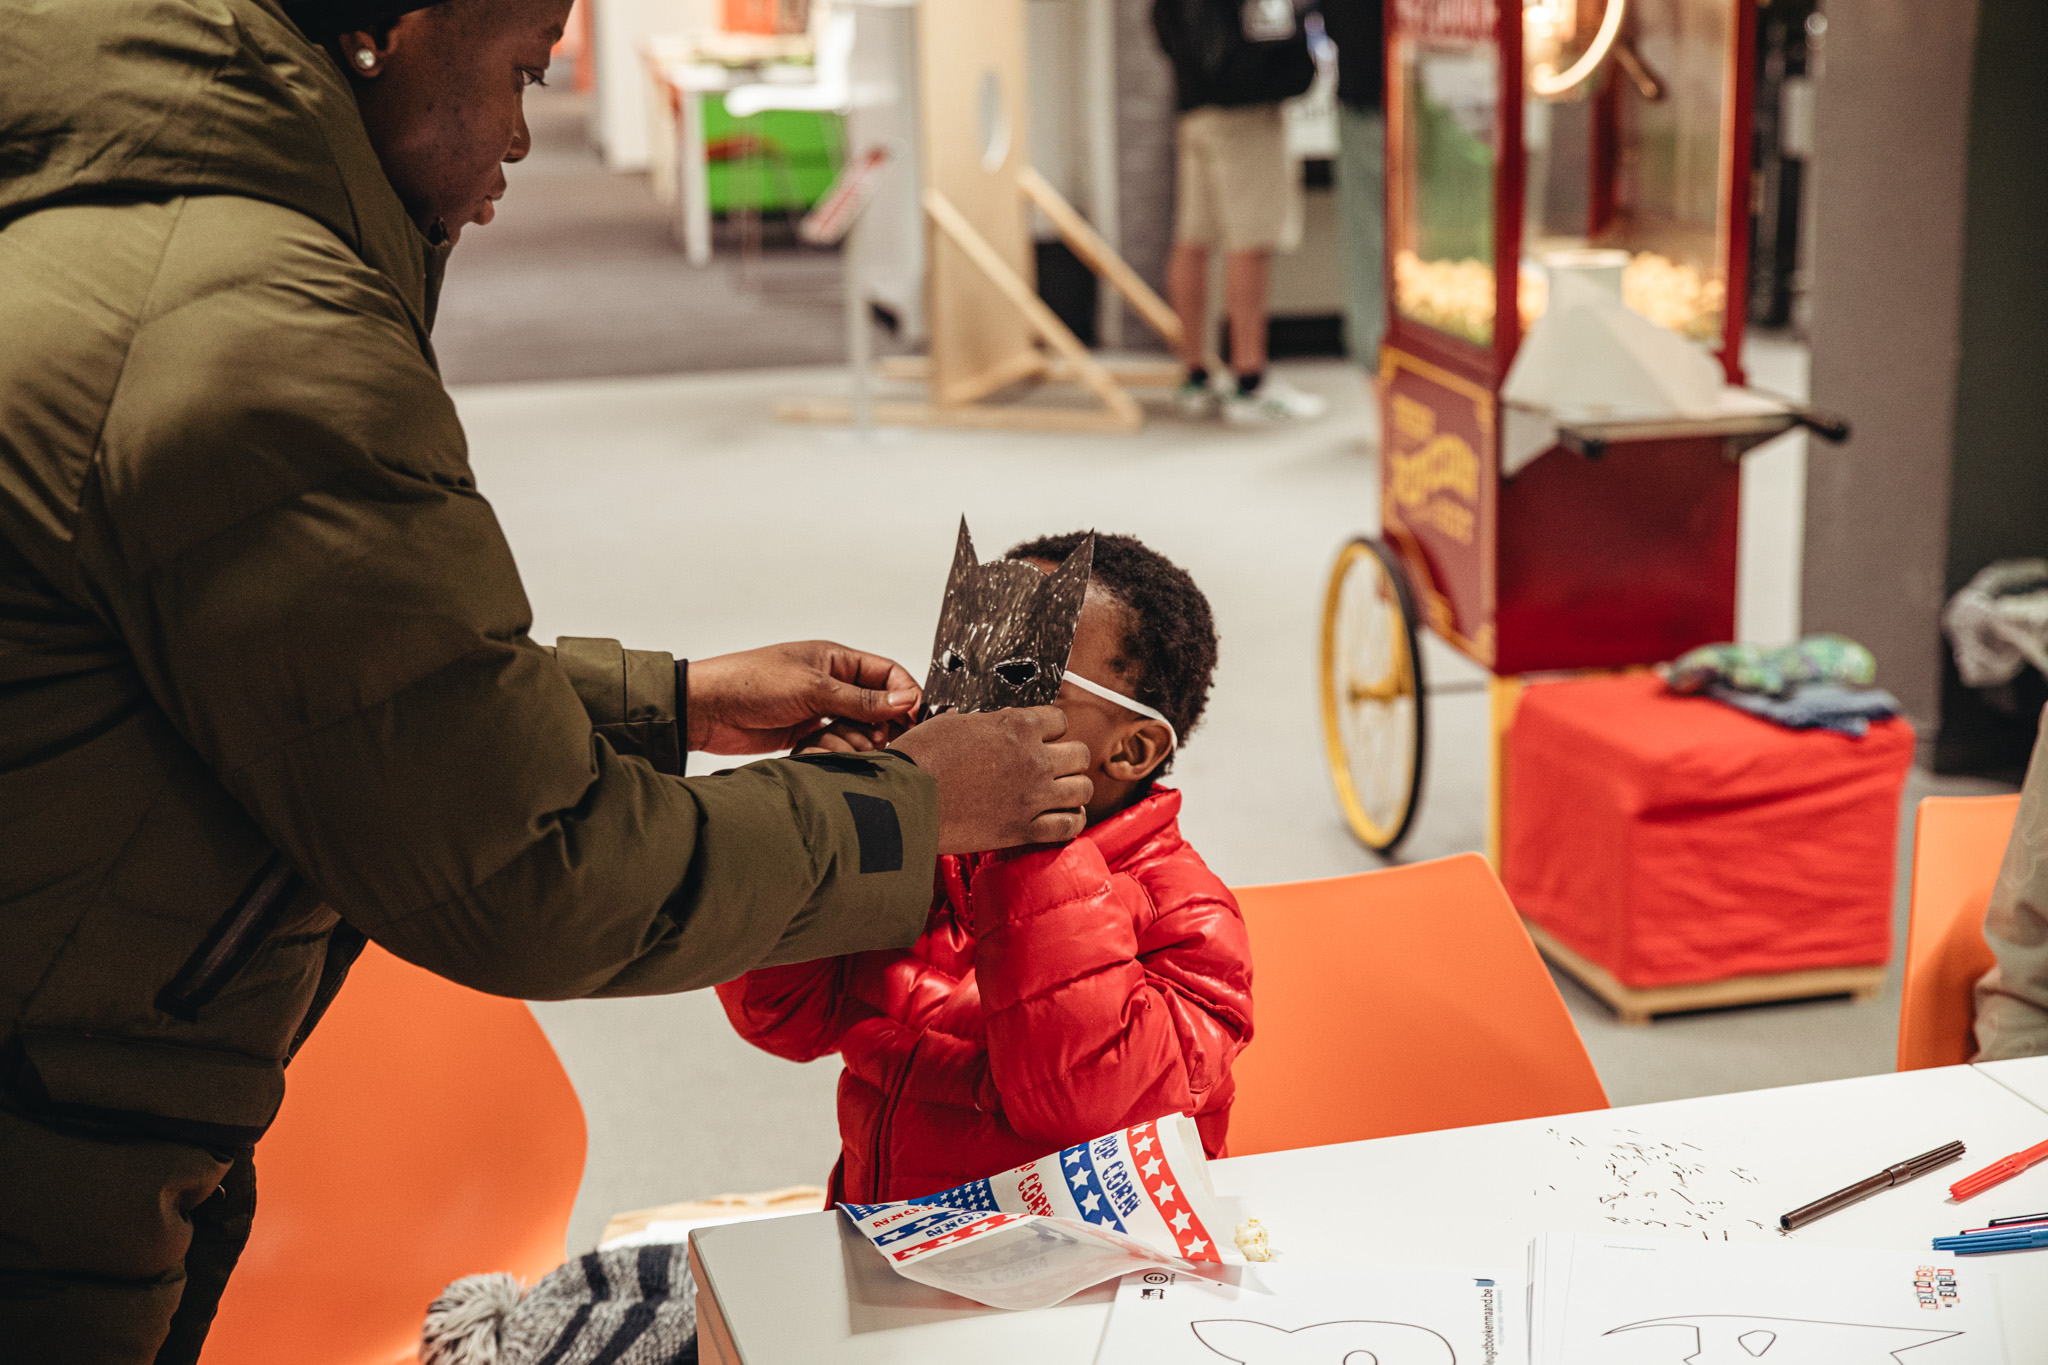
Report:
1978,1054,2048,1119
691,1065,2048,1363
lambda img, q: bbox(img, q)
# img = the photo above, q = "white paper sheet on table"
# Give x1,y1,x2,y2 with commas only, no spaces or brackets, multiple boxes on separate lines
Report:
1530,1124,1784,1239
1529,1234,2006,1365
1096,1261,1521,1365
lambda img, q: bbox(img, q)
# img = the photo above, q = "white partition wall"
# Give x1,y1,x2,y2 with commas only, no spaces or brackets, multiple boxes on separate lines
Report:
592,0,718,170
846,0,926,341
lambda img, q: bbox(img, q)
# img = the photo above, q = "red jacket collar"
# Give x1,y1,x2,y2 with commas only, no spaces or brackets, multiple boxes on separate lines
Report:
939,787,1183,899
1078,785,1181,866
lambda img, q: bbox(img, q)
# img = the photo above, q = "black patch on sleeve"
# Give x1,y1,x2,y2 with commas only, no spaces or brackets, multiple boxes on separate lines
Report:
790,752,882,777
841,792,904,874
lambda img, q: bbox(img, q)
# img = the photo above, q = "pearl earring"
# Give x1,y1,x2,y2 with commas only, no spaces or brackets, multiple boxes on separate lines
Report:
353,48,377,70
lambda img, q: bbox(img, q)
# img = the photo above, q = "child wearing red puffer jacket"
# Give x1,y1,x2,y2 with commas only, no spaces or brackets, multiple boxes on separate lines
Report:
716,532,1252,1204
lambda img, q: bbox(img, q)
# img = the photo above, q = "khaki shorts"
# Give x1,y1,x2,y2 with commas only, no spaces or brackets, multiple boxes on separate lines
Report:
1174,105,1296,253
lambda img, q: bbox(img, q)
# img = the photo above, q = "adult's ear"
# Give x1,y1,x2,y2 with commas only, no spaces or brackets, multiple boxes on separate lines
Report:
335,26,401,76
1103,718,1174,783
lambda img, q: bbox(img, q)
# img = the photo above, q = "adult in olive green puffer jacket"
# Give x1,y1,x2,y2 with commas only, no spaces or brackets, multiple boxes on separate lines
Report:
0,0,1092,1359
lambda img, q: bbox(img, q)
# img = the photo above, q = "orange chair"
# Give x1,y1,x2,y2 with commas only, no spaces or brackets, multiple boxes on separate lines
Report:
1227,853,1609,1156
200,945,587,1365
1896,794,2020,1071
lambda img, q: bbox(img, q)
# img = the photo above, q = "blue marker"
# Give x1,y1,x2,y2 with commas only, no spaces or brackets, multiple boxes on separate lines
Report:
1932,1225,2048,1255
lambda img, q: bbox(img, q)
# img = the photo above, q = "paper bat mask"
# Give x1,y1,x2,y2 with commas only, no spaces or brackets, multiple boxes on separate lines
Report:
1190,1319,1456,1365
1606,1315,1961,1363
921,520,1094,717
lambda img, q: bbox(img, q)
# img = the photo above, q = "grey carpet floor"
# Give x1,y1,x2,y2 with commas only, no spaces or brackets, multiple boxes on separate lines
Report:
433,90,874,386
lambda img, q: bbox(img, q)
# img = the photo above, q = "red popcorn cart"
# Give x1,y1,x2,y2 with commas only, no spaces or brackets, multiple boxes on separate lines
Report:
1321,0,1848,854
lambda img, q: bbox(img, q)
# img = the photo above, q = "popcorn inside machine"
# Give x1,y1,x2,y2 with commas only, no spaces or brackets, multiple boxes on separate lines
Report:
1321,0,1850,854
1391,0,1747,357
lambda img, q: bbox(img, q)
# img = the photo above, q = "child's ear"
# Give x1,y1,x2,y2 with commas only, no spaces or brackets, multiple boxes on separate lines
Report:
1103,720,1174,783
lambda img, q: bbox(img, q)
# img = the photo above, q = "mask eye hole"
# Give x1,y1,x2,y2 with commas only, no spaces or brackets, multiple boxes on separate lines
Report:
994,658,1039,688
939,649,965,673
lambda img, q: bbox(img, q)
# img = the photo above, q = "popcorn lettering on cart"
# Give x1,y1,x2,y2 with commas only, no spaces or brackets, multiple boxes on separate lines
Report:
838,1114,1247,1311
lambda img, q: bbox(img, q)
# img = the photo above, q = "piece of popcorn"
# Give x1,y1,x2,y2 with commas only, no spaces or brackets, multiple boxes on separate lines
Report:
1234,1218,1272,1262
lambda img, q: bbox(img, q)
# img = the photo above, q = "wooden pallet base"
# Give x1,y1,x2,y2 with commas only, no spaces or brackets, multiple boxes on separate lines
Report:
775,395,1141,433
1524,920,1886,1027
876,354,1186,389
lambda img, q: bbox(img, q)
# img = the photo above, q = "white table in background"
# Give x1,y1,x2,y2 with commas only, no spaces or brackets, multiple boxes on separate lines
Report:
690,1064,2048,1364
655,61,742,268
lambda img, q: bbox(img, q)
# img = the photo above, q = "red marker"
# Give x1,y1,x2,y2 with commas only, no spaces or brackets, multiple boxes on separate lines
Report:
1949,1139,2048,1201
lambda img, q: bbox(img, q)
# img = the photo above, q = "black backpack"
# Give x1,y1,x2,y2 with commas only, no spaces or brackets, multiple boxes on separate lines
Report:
1156,0,1318,110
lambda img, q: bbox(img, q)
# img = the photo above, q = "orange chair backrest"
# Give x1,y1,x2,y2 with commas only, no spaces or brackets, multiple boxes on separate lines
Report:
200,945,587,1365
1897,794,2019,1071
1227,853,1609,1157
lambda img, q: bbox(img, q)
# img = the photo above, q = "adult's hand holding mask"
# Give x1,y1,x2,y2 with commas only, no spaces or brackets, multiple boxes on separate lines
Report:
890,707,1093,852
688,641,920,753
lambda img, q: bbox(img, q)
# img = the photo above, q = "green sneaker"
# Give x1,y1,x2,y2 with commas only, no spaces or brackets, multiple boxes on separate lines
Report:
1173,378,1220,419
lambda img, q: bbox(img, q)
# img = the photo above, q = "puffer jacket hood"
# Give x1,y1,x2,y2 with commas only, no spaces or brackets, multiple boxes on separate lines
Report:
0,0,444,332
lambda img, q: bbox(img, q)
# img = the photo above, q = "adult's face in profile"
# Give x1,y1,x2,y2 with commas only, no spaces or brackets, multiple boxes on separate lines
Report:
336,0,573,242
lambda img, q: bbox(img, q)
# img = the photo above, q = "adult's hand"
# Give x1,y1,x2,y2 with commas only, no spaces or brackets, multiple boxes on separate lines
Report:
890,707,1094,853
689,641,920,754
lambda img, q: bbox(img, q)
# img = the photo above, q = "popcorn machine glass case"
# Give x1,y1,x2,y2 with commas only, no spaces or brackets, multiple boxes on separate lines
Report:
1321,0,1846,855
1388,0,1748,364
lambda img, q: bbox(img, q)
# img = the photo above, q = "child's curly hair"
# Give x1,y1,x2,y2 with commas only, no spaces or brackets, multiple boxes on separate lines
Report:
1006,532,1218,776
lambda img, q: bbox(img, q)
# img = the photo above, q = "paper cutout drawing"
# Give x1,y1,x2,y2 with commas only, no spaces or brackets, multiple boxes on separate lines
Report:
1606,1315,1961,1363
1190,1319,1457,1365
921,520,1094,717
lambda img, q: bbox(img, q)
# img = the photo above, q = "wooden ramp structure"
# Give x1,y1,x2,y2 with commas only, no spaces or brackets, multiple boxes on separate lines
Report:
781,0,1183,433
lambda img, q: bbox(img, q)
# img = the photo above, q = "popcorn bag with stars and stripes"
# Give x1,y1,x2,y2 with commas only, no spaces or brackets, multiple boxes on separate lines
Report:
838,1114,1245,1310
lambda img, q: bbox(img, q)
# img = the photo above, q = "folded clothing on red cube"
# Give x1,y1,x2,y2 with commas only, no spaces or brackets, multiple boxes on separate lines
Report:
1503,672,1915,989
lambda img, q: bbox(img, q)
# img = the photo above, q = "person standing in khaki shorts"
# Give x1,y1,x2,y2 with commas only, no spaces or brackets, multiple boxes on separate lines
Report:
1153,0,1328,425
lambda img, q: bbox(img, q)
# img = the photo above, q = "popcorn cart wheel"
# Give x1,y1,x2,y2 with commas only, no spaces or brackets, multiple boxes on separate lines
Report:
1319,537,1427,853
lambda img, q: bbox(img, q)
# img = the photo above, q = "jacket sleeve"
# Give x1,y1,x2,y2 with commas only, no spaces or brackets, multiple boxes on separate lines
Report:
76,251,938,1000
715,958,862,1063
549,637,686,777
966,838,1253,1148
1975,716,2048,1060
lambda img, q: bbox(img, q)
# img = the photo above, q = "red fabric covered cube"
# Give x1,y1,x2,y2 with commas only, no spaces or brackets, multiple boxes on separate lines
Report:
1502,672,1915,989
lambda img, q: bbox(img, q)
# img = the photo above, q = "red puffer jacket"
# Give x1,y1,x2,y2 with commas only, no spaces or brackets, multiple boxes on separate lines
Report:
716,787,1253,1203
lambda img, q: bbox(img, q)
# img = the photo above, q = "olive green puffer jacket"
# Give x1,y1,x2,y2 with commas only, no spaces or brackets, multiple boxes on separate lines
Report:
0,0,937,1155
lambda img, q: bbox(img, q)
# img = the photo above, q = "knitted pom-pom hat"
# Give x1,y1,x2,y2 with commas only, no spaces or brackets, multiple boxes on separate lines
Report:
421,1245,698,1365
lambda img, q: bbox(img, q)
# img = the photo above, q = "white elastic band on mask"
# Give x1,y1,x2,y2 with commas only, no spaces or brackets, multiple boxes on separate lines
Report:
1063,671,1178,752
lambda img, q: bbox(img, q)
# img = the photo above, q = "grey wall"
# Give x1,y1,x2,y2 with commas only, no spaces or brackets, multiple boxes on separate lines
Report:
1934,0,2048,771
1945,0,2048,595
1801,0,1978,737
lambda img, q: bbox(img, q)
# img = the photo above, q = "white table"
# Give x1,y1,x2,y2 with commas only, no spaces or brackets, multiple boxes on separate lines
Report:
653,61,743,268
1980,1054,2048,1119
690,1063,2048,1363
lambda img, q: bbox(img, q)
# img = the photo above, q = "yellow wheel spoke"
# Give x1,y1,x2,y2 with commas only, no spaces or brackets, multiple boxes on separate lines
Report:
1349,676,1405,706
